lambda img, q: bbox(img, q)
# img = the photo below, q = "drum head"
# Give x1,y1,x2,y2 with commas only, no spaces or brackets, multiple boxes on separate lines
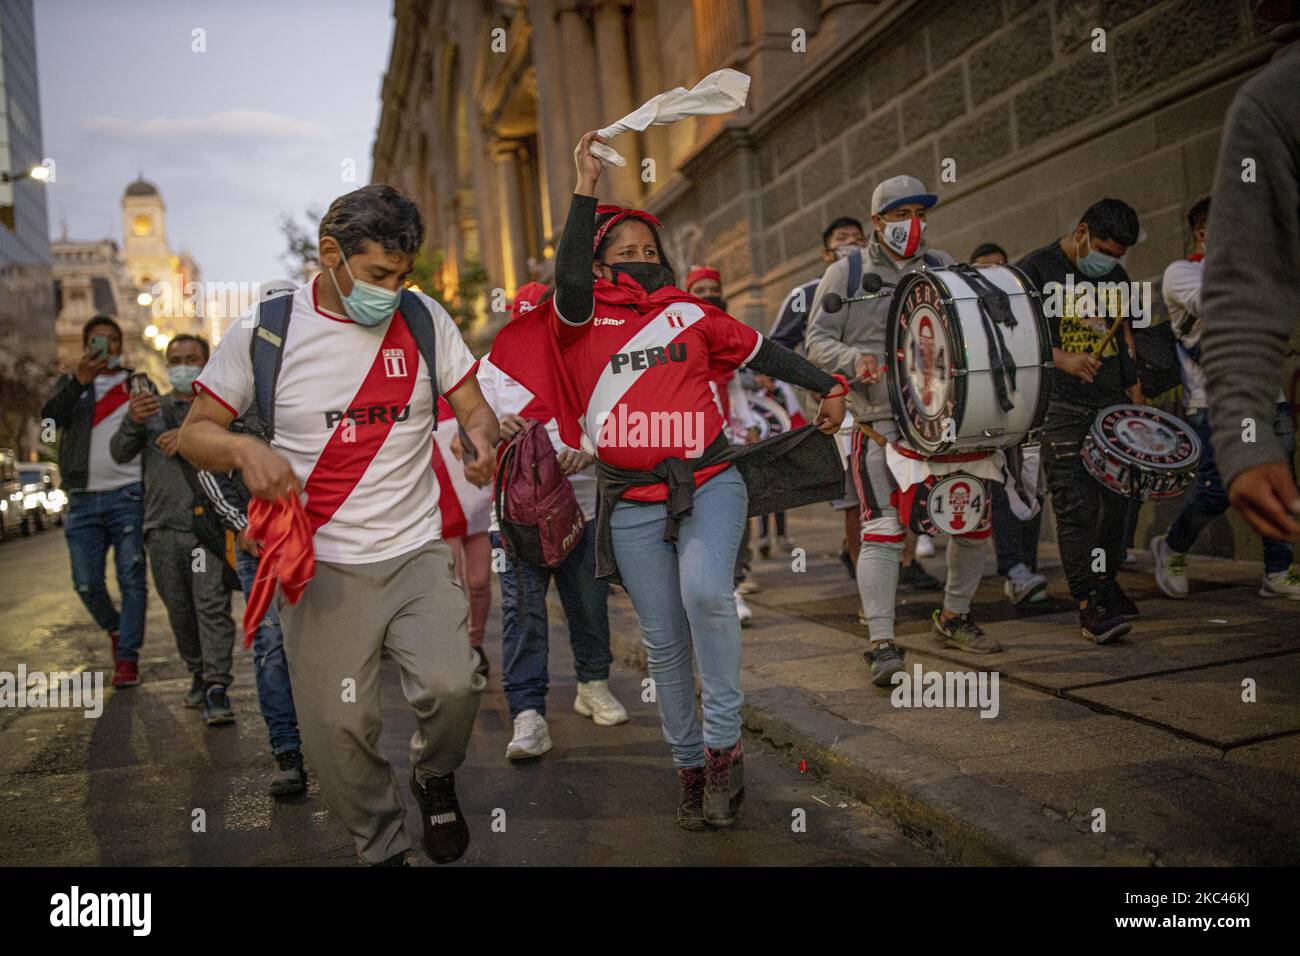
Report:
1091,404,1201,472
748,393,792,440
887,271,963,452
926,474,987,536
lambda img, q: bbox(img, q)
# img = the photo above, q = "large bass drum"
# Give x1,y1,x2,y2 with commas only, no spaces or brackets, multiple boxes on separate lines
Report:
886,263,1052,455
1082,404,1201,500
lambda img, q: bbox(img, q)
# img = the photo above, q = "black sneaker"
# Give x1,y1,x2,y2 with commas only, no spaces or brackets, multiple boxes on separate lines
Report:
184,672,205,708
472,646,490,679
676,766,708,831
202,685,235,726
410,770,470,864
703,741,745,827
900,562,943,591
1098,576,1139,621
864,641,906,687
931,610,1002,653
1080,592,1132,644
269,749,307,796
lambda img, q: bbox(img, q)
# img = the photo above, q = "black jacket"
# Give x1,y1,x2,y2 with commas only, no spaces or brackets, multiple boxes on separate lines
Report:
40,370,135,492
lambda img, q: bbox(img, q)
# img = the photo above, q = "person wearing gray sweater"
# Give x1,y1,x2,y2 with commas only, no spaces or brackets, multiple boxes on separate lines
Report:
805,174,995,689
1201,36,1300,546
111,334,237,724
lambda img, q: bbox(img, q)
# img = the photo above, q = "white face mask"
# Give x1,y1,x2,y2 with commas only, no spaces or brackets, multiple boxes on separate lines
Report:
880,216,925,257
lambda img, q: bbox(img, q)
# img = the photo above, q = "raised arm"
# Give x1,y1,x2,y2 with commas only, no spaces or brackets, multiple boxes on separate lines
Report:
554,130,606,326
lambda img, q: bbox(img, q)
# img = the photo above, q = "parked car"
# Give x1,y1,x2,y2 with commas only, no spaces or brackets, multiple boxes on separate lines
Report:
19,462,65,533
0,449,26,541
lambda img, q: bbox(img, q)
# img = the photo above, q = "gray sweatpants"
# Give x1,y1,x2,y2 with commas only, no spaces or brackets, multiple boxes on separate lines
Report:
146,527,236,687
277,539,483,864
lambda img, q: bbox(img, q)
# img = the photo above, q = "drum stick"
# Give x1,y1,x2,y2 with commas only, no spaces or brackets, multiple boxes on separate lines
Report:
857,423,888,447
1095,314,1126,357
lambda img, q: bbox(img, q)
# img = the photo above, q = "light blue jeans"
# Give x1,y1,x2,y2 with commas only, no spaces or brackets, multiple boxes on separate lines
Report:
610,466,748,768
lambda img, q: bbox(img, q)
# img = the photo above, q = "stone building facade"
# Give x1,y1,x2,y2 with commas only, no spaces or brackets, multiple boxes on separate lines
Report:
373,0,1300,561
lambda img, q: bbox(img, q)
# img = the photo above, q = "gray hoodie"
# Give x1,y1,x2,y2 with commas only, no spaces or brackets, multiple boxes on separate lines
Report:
803,235,954,424
1201,43,1300,490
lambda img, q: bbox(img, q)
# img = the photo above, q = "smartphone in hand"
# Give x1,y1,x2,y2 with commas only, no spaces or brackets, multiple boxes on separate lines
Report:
129,372,157,397
90,334,110,361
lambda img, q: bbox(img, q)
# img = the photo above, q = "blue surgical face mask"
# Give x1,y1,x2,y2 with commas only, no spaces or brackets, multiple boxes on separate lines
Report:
328,253,401,327
169,364,201,394
1075,228,1119,278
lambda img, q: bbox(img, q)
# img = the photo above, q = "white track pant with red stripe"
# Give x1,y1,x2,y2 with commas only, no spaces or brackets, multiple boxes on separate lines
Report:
850,419,986,644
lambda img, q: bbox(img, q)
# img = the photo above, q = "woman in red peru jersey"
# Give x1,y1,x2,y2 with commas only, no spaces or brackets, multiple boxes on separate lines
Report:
490,130,847,830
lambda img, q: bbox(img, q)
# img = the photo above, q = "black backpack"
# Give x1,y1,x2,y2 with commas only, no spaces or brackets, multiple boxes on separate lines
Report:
1133,322,1183,399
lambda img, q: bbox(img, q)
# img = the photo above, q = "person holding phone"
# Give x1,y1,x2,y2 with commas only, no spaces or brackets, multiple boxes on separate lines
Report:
40,316,148,688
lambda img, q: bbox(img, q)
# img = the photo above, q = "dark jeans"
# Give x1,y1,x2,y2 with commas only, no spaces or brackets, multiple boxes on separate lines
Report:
758,512,787,538
1167,405,1295,574
492,523,612,719
991,483,1041,577
1044,400,1130,599
237,547,301,754
63,482,147,662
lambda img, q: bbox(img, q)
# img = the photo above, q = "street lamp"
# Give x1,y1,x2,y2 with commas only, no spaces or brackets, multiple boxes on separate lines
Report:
144,324,159,339
0,163,50,184
153,333,170,350
137,292,153,306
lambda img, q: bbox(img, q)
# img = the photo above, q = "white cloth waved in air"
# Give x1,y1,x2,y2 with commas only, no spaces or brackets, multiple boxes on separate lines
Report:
590,69,751,168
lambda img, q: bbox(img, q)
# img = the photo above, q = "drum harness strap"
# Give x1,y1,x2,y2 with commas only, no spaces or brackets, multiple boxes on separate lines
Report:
948,264,1018,414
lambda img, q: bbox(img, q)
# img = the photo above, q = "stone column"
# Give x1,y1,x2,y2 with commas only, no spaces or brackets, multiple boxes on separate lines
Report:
590,0,641,205
527,0,575,250
631,0,670,195
491,138,529,295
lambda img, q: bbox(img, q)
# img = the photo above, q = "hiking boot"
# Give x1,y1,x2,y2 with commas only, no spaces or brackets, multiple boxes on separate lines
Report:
1003,562,1048,606
704,741,745,827
1151,534,1188,599
574,679,628,726
112,660,139,688
676,766,708,831
269,749,307,796
1099,576,1139,620
932,610,1001,653
1080,592,1132,644
472,646,490,679
900,561,942,591
734,589,754,627
184,672,206,708
1260,568,1300,601
506,709,552,760
864,640,906,687
202,685,235,726
409,770,470,864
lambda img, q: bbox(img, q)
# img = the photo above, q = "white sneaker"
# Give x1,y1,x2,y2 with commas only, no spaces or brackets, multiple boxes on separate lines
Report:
734,589,754,627
1260,568,1300,601
1003,562,1048,606
574,680,629,726
915,534,936,558
506,709,552,760
736,573,761,594
1151,534,1188,599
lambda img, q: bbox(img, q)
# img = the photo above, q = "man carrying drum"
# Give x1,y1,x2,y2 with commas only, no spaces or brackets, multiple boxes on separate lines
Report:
806,175,999,687
1017,198,1144,644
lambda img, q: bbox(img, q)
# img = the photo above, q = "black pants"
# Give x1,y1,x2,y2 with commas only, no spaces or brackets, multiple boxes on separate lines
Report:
1043,399,1131,600
991,482,1041,577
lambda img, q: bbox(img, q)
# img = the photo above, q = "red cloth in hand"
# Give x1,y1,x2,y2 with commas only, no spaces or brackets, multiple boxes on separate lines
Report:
242,495,315,647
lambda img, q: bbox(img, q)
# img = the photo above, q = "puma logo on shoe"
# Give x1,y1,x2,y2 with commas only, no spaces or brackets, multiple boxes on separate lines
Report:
429,812,458,825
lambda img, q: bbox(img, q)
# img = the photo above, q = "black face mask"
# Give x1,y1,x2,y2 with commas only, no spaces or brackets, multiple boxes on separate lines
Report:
609,261,675,294
701,294,727,311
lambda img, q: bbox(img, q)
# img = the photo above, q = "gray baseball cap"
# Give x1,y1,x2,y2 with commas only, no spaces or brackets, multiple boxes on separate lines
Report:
872,175,939,215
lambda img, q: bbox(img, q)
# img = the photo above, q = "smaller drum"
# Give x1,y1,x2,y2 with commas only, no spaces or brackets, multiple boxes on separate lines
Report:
1081,404,1201,500
747,392,792,441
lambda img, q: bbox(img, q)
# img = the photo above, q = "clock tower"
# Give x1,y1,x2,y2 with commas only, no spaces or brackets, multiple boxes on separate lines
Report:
121,175,178,295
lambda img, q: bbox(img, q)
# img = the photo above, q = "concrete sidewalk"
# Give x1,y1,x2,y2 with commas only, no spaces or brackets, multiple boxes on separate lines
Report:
600,506,1300,866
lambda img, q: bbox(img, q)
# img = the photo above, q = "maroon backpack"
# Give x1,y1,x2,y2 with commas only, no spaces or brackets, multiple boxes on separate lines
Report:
493,420,586,568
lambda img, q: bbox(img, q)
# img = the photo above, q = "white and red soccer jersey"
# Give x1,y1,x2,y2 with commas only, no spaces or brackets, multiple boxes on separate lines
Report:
431,397,493,538
195,277,478,564
86,371,141,491
552,292,760,502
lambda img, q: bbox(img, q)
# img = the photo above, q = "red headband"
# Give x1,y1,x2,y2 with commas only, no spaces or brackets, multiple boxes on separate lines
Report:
593,204,664,254
685,266,720,290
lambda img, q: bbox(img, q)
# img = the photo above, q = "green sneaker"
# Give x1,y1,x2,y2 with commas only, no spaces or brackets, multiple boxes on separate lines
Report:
932,610,1002,653
864,641,906,687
